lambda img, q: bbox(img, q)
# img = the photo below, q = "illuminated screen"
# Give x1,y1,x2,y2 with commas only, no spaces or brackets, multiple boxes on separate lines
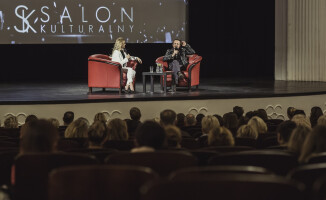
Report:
0,0,188,44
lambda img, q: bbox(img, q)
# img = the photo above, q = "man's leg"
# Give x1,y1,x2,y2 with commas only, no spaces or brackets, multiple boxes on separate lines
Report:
171,60,182,84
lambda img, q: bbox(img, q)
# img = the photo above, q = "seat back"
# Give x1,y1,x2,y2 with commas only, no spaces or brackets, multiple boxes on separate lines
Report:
0,150,19,186
235,137,257,148
208,150,298,175
14,153,99,200
169,165,273,181
48,165,159,200
142,174,305,200
102,140,135,151
105,151,198,176
202,146,255,153
308,152,326,164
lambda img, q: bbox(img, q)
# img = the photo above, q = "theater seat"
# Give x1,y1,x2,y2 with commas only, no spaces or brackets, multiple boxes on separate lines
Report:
141,174,305,200
48,165,159,200
88,54,138,94
155,54,202,91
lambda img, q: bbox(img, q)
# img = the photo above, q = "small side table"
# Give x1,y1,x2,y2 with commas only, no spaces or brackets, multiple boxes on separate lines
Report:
142,71,174,93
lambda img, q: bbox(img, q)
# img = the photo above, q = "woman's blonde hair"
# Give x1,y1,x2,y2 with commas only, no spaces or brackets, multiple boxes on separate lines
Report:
112,37,125,55
107,118,129,140
201,115,220,134
48,118,60,128
288,125,311,156
208,126,234,146
236,125,258,139
292,114,311,128
64,118,89,138
4,116,18,128
317,115,326,126
94,112,107,123
248,116,267,134
165,125,182,148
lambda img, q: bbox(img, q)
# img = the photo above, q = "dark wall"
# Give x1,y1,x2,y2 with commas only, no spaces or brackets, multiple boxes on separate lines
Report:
188,0,275,79
0,0,275,82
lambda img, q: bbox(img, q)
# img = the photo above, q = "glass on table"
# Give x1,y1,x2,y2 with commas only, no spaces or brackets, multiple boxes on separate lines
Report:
150,66,153,73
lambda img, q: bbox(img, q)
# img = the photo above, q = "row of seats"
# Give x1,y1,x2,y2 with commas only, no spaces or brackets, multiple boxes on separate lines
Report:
7,151,326,200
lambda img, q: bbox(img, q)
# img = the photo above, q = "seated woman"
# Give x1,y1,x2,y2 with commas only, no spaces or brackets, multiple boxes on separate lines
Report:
111,37,142,93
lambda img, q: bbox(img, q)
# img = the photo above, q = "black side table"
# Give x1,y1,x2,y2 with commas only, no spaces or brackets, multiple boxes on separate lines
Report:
142,71,174,93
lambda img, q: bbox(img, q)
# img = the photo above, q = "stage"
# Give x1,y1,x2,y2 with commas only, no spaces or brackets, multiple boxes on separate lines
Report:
0,78,325,125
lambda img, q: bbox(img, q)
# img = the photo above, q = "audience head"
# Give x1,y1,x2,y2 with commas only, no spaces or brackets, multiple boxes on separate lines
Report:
64,117,89,138
236,125,258,139
293,109,306,117
287,107,296,120
63,111,74,126
223,112,238,130
184,114,197,126
201,115,220,134
130,107,141,121
88,121,108,147
276,120,297,145
317,115,326,126
248,116,267,134
213,114,224,127
135,121,166,149
245,111,255,120
299,125,326,163
25,114,38,124
4,116,18,128
233,106,244,119
208,126,235,146
257,109,268,121
310,106,323,128
160,109,177,126
288,125,311,156
196,114,205,125
48,118,60,128
176,113,185,128
291,114,311,128
164,125,182,148
20,119,59,153
94,112,107,123
107,118,129,140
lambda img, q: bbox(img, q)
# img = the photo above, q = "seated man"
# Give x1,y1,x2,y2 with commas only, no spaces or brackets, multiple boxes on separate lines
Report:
163,39,195,84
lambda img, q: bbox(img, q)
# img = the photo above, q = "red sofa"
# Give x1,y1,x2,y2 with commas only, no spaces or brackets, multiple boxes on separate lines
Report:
155,54,202,91
88,54,138,94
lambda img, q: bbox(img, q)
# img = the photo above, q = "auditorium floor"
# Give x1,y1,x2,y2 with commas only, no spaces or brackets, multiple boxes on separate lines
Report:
0,78,326,104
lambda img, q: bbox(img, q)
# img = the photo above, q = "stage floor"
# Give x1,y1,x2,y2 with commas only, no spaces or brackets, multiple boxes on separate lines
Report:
1,78,326,104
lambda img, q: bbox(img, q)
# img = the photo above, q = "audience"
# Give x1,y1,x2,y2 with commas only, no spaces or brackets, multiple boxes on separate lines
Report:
20,119,59,153
276,120,297,147
164,125,182,149
88,121,108,149
236,125,258,140
64,117,89,138
256,109,268,121
299,125,326,163
4,116,18,129
176,113,186,128
48,118,60,128
233,106,244,119
287,107,296,120
184,114,197,127
160,109,191,137
208,126,235,146
291,114,311,128
125,107,142,137
222,112,238,137
248,116,268,134
93,112,107,123
195,113,205,126
131,121,166,152
197,115,220,147
287,125,311,157
213,114,224,127
106,118,129,140
25,114,38,124
317,115,326,126
62,111,74,126
310,106,323,128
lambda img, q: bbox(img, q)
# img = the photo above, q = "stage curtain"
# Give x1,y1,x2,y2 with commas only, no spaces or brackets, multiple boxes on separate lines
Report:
275,0,326,81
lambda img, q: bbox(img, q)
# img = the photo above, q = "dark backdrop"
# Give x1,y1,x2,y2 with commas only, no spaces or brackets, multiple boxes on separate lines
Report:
0,0,275,82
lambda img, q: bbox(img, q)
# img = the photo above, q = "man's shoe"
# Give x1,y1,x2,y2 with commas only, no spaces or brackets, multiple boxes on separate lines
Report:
177,72,185,80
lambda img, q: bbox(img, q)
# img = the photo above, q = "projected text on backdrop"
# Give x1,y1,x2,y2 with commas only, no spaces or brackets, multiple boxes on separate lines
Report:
0,0,187,44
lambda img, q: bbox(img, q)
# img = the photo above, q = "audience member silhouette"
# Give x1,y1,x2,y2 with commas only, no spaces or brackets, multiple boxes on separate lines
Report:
287,125,311,157
93,112,107,124
208,126,235,147
248,116,267,134
131,121,166,152
197,115,220,147
64,118,89,138
106,118,129,140
176,113,185,128
310,106,323,128
223,112,238,137
4,116,18,129
63,111,74,126
88,121,108,149
165,125,182,149
276,120,297,147
236,125,258,140
160,109,190,138
125,107,142,137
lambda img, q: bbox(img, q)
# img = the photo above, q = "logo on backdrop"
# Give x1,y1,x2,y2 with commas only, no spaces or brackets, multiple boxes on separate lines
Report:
13,3,134,35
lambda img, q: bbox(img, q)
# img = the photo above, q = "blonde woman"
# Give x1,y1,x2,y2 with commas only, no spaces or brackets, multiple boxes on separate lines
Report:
106,118,129,141
248,116,268,134
64,118,89,138
236,125,258,140
208,126,235,146
111,37,142,93
94,112,107,123
4,116,18,128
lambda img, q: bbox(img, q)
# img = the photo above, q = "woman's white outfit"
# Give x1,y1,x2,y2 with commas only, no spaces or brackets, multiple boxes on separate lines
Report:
111,50,136,85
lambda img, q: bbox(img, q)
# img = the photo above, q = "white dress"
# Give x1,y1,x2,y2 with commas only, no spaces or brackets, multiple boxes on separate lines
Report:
111,50,136,85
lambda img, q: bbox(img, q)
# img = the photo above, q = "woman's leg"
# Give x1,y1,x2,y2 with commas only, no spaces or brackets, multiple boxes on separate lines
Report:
127,68,136,91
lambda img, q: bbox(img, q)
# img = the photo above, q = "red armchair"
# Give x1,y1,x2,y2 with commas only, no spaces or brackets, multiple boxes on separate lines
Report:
156,54,202,91
88,54,138,94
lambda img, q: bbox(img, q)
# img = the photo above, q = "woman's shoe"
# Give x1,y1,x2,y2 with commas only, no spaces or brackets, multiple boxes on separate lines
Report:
123,89,130,94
